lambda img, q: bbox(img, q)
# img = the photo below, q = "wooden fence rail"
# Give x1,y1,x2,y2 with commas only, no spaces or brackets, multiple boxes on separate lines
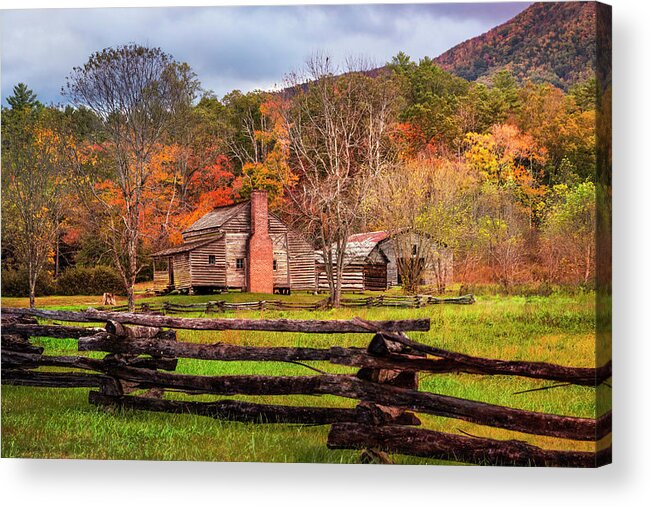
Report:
1,308,611,467
94,294,475,315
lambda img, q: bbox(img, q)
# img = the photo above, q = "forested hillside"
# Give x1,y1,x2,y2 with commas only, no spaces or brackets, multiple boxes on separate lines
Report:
434,2,599,90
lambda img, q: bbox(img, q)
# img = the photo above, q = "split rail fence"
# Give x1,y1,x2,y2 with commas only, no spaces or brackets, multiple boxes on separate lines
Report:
2,307,611,467
100,294,475,315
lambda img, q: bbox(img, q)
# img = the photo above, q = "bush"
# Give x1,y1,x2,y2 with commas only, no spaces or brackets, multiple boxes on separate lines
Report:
55,266,124,296
1,268,56,297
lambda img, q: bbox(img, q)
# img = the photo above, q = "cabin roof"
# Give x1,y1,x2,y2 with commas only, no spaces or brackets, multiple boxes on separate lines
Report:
151,236,221,258
183,201,249,234
346,231,390,245
316,231,390,265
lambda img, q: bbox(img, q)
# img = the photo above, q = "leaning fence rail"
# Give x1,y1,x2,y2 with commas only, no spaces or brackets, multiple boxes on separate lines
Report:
1,307,611,467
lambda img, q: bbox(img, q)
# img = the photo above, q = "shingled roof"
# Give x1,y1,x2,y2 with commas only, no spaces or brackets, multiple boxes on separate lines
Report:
183,201,249,234
316,231,391,265
151,236,221,258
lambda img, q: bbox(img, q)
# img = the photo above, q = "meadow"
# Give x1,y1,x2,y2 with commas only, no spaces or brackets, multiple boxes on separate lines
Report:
1,289,610,464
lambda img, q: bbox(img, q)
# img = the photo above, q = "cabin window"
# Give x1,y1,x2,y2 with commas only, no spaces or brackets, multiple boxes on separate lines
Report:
412,244,418,256
236,258,244,270
273,259,277,271
208,255,216,265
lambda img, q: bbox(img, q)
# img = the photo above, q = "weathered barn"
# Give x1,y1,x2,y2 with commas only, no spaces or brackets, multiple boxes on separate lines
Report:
151,191,316,294
316,231,453,292
316,232,390,293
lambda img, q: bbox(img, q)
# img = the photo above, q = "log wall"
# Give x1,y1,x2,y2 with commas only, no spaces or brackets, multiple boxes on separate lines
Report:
190,237,227,287
317,264,366,292
153,268,170,292
171,253,192,290
221,204,250,233
378,235,454,288
224,232,248,289
287,231,316,291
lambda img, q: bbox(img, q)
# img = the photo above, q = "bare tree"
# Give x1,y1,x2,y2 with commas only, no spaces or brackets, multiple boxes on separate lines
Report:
280,55,399,306
64,45,200,311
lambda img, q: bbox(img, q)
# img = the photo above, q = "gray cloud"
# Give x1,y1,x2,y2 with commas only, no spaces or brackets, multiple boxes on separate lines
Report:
1,3,531,105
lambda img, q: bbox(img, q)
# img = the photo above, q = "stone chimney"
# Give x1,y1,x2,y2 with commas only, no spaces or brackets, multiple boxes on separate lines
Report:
247,190,274,293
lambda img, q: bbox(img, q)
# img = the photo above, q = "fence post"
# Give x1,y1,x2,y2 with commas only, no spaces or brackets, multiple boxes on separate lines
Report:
353,331,422,464
96,322,179,405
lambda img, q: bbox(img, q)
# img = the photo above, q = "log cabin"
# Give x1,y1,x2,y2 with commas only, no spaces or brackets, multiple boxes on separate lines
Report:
151,191,316,294
316,231,453,292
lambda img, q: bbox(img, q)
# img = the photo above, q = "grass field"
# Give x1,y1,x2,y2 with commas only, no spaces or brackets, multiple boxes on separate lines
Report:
1,288,611,464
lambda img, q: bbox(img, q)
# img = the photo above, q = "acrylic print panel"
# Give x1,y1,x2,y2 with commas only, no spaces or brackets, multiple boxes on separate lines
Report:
0,1,611,467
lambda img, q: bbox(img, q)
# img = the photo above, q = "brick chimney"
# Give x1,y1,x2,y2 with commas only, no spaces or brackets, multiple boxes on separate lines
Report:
247,190,274,293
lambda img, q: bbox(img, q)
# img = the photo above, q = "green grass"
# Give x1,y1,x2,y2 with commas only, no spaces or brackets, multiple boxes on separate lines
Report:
1,290,611,463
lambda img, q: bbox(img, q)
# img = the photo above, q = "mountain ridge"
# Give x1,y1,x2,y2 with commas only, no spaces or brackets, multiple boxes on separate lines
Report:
433,2,599,90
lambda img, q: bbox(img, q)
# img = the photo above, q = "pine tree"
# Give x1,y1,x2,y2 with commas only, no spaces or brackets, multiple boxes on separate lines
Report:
6,83,41,111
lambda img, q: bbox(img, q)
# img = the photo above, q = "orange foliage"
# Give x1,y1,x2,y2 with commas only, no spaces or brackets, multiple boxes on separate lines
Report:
239,96,296,208
391,122,427,160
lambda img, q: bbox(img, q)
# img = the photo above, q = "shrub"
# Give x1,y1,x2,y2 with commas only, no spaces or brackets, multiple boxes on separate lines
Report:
55,266,124,296
1,268,56,297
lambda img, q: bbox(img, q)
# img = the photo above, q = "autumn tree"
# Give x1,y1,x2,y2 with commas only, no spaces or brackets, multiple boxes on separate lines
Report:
516,82,596,184
389,53,469,152
465,123,548,226
472,183,530,289
1,95,69,307
236,95,297,207
368,157,476,293
541,182,596,285
280,55,399,306
64,45,200,310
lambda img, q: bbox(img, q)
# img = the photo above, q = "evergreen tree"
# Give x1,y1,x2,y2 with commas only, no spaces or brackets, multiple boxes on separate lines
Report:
6,83,41,110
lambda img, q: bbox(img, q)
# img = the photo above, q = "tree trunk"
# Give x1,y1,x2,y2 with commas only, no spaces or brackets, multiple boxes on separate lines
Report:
584,243,592,286
332,237,347,308
126,283,136,313
28,265,36,309
55,232,60,279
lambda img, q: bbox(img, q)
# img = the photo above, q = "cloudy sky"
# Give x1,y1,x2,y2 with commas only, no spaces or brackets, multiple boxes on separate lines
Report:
1,2,531,106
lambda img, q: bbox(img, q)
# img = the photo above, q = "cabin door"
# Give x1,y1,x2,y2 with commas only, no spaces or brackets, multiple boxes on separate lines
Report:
168,257,175,287
363,264,388,291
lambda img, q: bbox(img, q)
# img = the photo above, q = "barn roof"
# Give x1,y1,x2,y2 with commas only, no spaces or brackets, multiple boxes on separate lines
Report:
347,231,390,244
316,231,390,265
151,236,221,258
183,201,248,234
